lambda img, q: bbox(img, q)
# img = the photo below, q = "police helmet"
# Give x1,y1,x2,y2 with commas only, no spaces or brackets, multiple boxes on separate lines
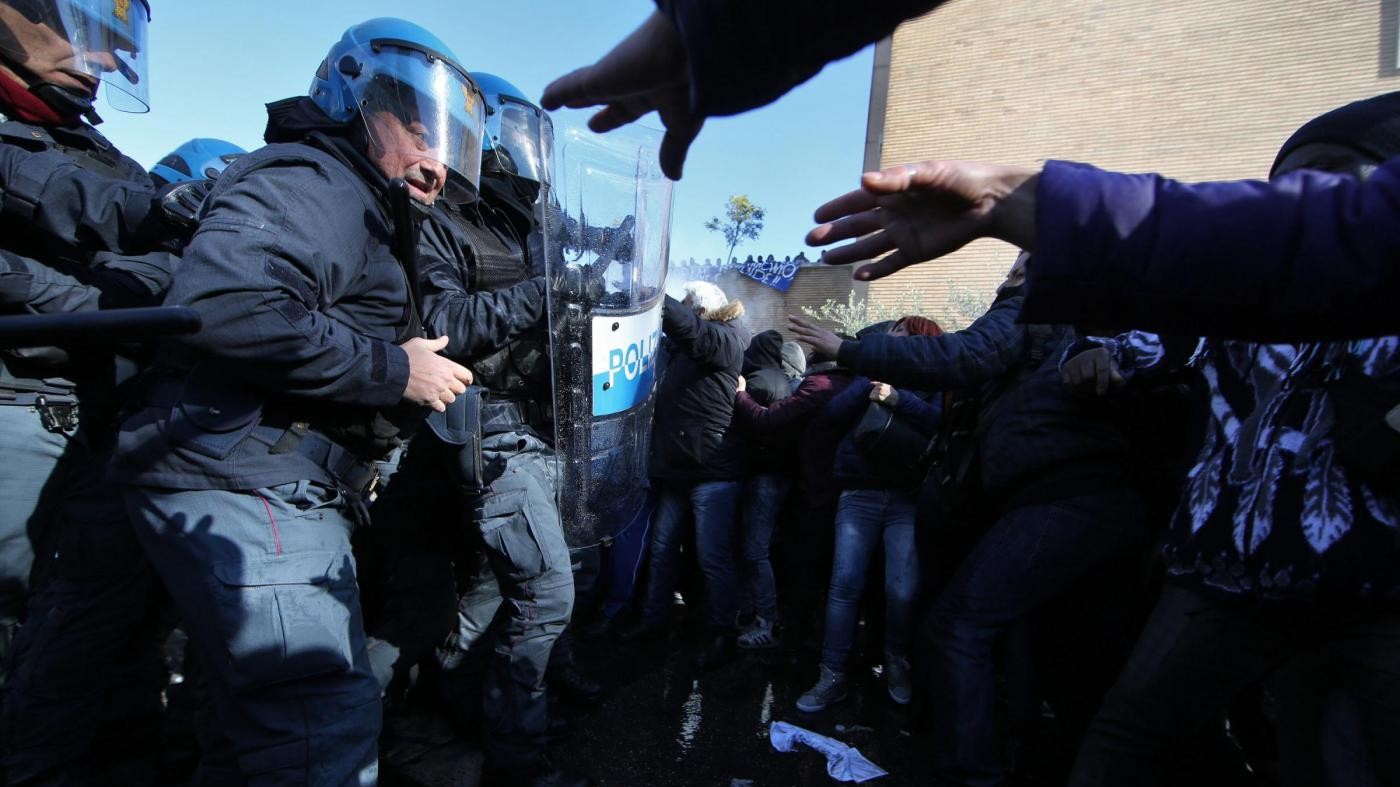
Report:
0,0,152,113
471,71,552,188
310,18,485,202
149,137,245,187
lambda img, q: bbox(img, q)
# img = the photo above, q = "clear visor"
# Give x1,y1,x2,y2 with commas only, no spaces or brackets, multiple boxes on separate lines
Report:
352,43,485,199
484,97,546,184
32,0,150,112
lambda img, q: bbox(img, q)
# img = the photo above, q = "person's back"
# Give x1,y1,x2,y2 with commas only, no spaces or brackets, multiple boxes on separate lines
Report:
650,284,749,481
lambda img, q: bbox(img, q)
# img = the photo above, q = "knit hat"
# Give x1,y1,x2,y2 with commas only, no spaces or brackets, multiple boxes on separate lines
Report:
894,315,943,337
1270,91,1400,177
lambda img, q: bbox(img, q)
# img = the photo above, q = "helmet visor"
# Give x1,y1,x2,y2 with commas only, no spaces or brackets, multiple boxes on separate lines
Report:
352,43,485,199
9,0,152,112
485,97,547,185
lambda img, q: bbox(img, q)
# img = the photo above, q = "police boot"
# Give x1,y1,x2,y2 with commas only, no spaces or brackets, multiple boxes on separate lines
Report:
549,663,603,706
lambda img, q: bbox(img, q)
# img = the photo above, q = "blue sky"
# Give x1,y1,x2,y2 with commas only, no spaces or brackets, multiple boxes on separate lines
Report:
99,1,874,265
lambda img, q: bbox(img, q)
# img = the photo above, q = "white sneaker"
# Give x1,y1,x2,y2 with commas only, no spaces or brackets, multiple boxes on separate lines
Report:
886,653,912,705
738,615,778,649
796,664,847,712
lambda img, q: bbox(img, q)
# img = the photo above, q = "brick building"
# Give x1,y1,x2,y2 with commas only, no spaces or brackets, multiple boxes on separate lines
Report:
867,0,1400,328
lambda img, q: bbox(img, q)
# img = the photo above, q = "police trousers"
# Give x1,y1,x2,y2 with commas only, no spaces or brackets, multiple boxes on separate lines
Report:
0,404,74,682
126,482,381,787
4,441,168,787
369,430,573,772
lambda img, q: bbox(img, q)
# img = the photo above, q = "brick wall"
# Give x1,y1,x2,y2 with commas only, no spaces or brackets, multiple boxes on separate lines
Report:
870,0,1400,328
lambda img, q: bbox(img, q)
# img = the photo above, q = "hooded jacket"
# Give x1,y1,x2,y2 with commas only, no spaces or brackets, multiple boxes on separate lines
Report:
740,329,793,475
650,294,749,481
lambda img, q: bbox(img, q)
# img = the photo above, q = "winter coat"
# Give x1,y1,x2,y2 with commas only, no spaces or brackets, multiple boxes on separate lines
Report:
741,329,795,476
1026,159,1400,341
650,294,749,481
743,330,791,406
825,375,941,490
735,362,855,508
838,296,1137,508
1082,330,1400,602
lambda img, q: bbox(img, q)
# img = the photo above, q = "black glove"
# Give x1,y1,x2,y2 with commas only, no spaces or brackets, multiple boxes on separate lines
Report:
155,179,216,238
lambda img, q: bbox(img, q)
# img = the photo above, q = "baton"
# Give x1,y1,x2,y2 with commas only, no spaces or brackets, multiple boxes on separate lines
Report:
0,306,201,347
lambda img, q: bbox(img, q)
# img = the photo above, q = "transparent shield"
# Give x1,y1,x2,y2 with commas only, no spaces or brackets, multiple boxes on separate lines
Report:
544,110,672,548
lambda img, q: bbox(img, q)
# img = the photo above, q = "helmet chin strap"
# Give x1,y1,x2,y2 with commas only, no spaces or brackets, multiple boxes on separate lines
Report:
30,82,101,124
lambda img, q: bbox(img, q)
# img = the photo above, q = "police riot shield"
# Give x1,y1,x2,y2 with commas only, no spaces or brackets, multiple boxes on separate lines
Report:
543,113,672,549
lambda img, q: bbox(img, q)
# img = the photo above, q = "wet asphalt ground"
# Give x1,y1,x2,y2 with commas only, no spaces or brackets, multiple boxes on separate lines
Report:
381,615,930,787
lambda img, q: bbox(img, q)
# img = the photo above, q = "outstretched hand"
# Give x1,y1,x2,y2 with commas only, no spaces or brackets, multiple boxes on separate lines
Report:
541,11,702,180
787,315,842,360
806,160,1040,281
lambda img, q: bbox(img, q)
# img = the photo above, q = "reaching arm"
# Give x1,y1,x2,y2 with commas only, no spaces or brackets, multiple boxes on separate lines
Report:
835,296,1026,390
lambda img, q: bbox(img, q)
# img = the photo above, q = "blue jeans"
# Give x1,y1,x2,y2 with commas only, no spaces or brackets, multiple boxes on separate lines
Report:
126,482,381,787
642,479,742,630
928,489,1145,787
821,488,920,672
739,474,791,622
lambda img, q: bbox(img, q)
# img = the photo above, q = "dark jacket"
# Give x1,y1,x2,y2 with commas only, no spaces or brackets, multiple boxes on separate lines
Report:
825,375,940,490
650,294,749,481
743,329,790,406
656,0,946,118
0,118,160,262
735,362,855,507
1027,159,1400,341
0,117,168,417
0,137,170,255
740,329,794,475
114,129,416,492
837,295,1135,507
418,201,546,371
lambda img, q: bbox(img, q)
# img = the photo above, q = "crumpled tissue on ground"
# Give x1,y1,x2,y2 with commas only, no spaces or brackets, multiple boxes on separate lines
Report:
769,721,888,782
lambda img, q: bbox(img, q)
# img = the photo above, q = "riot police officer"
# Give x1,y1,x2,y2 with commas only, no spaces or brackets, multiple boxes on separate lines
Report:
0,5,191,785
367,72,590,787
112,18,477,787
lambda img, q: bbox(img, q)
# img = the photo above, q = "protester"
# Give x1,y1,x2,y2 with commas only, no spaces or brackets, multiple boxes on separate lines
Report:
795,317,942,713
794,257,1156,782
622,282,749,669
1060,92,1400,787
733,330,795,648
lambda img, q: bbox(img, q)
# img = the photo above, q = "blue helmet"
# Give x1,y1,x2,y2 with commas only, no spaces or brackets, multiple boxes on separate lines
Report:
149,137,246,187
0,0,153,113
472,72,552,187
310,18,486,200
